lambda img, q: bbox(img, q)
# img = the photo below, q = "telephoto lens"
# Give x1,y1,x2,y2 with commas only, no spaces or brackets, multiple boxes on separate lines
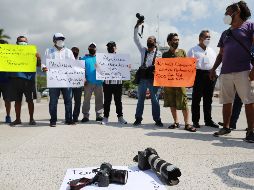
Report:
110,169,128,184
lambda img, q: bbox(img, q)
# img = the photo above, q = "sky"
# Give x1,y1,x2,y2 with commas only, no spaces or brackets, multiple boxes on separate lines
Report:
1,0,254,69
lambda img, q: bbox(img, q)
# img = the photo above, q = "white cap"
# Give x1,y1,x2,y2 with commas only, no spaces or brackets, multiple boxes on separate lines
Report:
53,33,65,41
88,42,96,48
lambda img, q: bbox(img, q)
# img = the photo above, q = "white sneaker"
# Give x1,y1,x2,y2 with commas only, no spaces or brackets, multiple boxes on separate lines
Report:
101,117,108,125
118,116,127,124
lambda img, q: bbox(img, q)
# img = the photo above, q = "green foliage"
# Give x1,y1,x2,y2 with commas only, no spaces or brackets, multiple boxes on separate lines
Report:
0,29,10,44
37,75,47,92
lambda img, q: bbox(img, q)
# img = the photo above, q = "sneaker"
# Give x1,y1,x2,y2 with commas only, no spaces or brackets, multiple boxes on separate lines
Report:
50,122,56,127
96,116,103,122
193,122,201,128
65,120,76,125
118,116,127,124
244,131,254,143
73,118,79,123
5,116,11,123
81,117,89,123
133,119,141,126
155,120,163,127
213,127,231,137
205,121,219,128
101,117,108,125
29,120,36,125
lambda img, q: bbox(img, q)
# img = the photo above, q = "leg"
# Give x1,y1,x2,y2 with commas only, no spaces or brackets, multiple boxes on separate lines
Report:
191,71,203,124
61,88,73,122
94,85,104,118
223,103,232,129
14,101,22,122
148,80,160,122
103,84,113,118
82,84,93,119
72,87,82,121
245,103,254,131
170,107,178,123
113,84,123,118
49,88,60,123
27,101,34,122
135,79,147,121
182,107,190,125
229,92,243,128
4,100,11,117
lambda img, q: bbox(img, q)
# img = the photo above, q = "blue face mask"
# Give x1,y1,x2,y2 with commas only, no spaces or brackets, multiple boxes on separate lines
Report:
18,42,28,45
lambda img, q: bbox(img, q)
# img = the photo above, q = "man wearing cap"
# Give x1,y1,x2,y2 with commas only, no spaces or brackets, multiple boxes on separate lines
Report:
101,41,127,125
81,43,103,122
9,36,41,126
42,33,75,127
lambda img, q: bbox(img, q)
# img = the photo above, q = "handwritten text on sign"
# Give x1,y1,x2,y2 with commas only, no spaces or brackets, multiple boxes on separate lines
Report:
96,53,130,80
154,58,196,87
0,44,37,72
46,59,85,88
60,166,166,190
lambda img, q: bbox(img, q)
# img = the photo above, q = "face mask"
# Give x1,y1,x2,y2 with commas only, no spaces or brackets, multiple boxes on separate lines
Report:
89,49,96,55
203,39,210,47
56,40,64,47
18,42,28,45
147,42,155,48
223,15,232,25
171,43,178,49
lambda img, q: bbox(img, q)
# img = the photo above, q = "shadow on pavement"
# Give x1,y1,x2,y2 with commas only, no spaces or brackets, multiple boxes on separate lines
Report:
213,161,254,190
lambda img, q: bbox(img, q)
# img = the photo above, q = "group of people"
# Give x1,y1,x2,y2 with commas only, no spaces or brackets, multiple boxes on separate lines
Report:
0,1,253,143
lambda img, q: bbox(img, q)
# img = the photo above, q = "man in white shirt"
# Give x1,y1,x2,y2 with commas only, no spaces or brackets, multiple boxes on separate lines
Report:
187,30,219,128
42,33,75,127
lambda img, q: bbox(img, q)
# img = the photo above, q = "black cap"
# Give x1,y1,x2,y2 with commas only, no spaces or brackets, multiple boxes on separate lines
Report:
106,41,116,47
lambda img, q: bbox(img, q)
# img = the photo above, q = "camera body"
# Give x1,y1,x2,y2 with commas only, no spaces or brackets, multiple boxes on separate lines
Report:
135,148,181,186
136,13,145,23
93,163,128,187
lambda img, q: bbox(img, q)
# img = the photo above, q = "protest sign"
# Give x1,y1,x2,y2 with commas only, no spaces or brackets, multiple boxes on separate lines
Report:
96,53,130,80
46,59,85,88
60,166,166,190
154,58,196,87
0,44,37,72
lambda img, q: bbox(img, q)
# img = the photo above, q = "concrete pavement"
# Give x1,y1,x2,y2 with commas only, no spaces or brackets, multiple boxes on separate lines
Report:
0,96,253,190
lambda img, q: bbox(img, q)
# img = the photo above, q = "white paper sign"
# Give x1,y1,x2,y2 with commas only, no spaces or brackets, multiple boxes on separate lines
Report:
60,166,166,190
96,53,130,80
46,59,85,88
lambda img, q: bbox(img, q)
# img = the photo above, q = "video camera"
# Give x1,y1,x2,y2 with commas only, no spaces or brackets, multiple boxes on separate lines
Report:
133,147,181,186
92,163,128,187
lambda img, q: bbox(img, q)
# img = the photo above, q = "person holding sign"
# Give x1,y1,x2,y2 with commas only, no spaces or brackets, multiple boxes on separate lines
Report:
187,30,219,129
81,43,104,123
9,36,41,126
100,41,127,125
210,1,254,142
162,33,196,132
133,20,163,127
71,47,83,122
42,33,75,127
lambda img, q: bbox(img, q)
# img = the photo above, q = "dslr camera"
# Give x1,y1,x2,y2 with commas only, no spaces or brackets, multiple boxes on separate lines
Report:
136,13,145,23
133,147,181,186
92,163,128,187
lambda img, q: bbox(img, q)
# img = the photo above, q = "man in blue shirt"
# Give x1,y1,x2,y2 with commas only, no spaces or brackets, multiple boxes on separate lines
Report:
9,36,41,126
81,43,103,122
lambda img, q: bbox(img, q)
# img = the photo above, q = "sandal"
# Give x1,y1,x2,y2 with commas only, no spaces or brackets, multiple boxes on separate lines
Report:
10,120,22,126
168,123,180,129
184,124,196,132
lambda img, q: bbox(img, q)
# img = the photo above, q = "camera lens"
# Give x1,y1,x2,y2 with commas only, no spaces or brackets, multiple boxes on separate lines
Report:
110,169,128,184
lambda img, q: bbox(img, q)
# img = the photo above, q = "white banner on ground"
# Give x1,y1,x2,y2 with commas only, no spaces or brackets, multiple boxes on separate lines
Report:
96,53,130,80
60,166,166,190
46,59,85,88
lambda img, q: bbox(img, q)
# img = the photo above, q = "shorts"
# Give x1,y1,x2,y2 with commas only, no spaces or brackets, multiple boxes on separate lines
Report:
219,70,254,104
9,78,37,102
0,82,10,101
164,87,188,110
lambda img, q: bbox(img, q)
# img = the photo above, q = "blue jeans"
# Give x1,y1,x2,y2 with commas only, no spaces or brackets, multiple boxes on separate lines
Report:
135,79,161,122
49,88,72,123
72,87,82,120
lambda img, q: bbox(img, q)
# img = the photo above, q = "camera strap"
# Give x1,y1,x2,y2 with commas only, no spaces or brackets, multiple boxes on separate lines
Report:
69,177,93,190
142,48,158,67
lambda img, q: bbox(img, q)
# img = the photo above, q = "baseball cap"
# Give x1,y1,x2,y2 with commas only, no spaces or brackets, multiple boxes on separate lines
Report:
88,42,96,48
53,33,65,41
106,41,116,47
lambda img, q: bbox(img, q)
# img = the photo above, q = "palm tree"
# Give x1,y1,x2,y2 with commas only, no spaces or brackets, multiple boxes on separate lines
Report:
0,29,10,44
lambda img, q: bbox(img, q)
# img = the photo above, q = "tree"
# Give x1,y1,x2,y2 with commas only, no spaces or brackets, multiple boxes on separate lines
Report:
0,29,11,44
